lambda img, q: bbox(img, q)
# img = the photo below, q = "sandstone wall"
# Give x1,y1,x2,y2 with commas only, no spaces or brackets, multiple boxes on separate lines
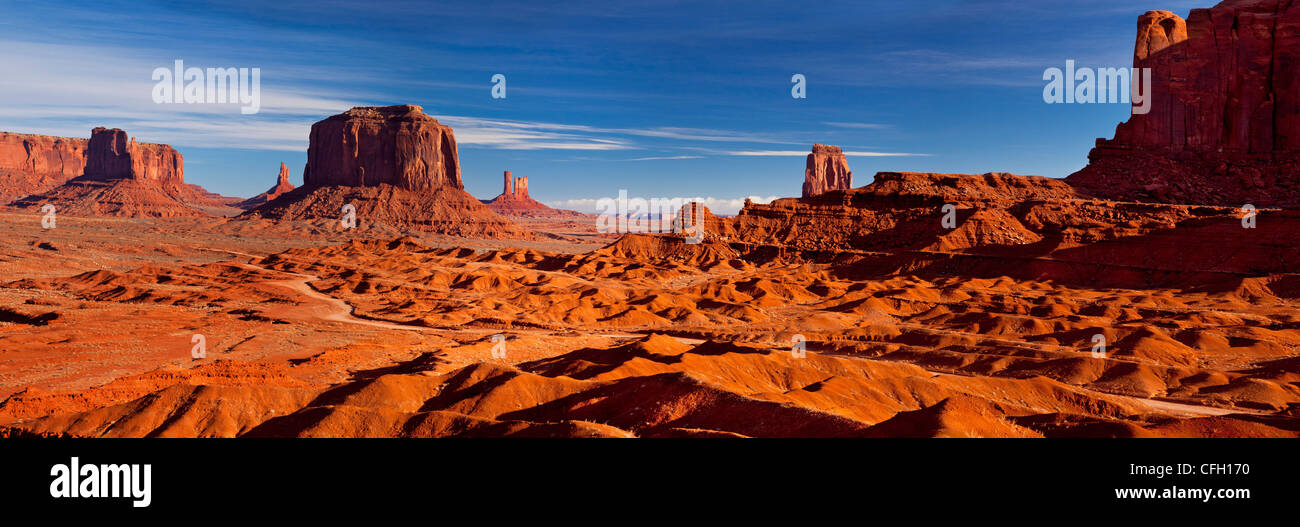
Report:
303,105,462,191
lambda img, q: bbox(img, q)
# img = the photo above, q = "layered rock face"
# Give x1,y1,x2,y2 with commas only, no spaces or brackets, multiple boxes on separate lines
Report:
247,106,532,239
802,144,852,198
0,132,88,203
83,127,184,191
303,105,462,191
1069,0,1300,206
702,170,1291,290
512,173,528,198
8,127,222,217
494,170,532,200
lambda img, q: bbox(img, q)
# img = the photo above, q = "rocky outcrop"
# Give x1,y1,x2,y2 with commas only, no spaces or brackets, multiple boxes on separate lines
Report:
8,128,219,217
235,162,297,209
487,170,542,208
0,132,88,203
698,170,1295,290
484,170,584,219
512,172,528,199
83,127,184,192
271,162,294,198
1069,0,1300,206
246,106,532,239
802,144,852,198
303,105,462,191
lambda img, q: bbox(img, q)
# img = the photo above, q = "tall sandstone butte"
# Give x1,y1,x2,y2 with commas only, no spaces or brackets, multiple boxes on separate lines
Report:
8,127,213,217
82,127,184,191
802,144,852,198
303,105,461,191
0,132,87,203
1068,0,1300,206
247,105,533,238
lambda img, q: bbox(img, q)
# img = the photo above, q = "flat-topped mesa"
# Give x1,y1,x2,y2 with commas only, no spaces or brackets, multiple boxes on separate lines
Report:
802,144,852,198
303,105,462,191
1068,0,1300,206
83,127,185,191
0,132,88,203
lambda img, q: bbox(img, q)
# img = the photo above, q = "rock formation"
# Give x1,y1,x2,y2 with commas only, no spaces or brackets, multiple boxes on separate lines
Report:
82,127,184,192
696,169,1292,290
494,170,533,200
8,128,231,217
245,106,532,239
0,132,87,203
512,172,528,198
1069,0,1300,206
303,105,461,190
484,170,559,216
802,144,853,198
236,162,297,209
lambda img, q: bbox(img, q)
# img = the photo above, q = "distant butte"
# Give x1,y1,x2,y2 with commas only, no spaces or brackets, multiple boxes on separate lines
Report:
802,144,852,198
8,127,236,217
236,162,296,209
244,105,533,239
0,131,87,203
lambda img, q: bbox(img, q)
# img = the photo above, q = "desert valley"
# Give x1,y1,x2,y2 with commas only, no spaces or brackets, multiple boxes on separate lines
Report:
1,0,1300,439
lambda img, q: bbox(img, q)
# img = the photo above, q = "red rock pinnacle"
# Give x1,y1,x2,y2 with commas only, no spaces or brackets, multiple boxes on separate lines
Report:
802,144,852,198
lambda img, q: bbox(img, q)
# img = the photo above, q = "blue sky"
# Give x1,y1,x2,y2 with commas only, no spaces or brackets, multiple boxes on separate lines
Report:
0,0,1210,213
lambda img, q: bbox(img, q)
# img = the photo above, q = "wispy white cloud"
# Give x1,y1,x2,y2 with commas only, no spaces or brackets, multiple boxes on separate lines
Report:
436,115,634,151
625,155,704,161
823,122,890,129
547,195,779,216
438,114,797,150
726,150,930,157
0,39,359,151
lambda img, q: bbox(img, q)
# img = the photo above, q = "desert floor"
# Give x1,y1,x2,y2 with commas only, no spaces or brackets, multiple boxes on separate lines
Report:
1,211,1297,438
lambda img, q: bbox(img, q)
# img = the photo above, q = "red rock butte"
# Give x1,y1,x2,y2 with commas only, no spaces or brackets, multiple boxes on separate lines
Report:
244,105,533,239
802,144,852,198
303,105,461,191
6,127,238,217
1069,0,1300,206
82,127,184,191
0,132,87,203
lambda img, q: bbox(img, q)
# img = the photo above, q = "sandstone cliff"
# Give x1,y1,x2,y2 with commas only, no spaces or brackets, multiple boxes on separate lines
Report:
83,127,185,192
1069,0,1300,206
0,132,87,204
802,144,853,198
303,105,461,191
246,106,532,239
696,170,1290,290
9,128,220,217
